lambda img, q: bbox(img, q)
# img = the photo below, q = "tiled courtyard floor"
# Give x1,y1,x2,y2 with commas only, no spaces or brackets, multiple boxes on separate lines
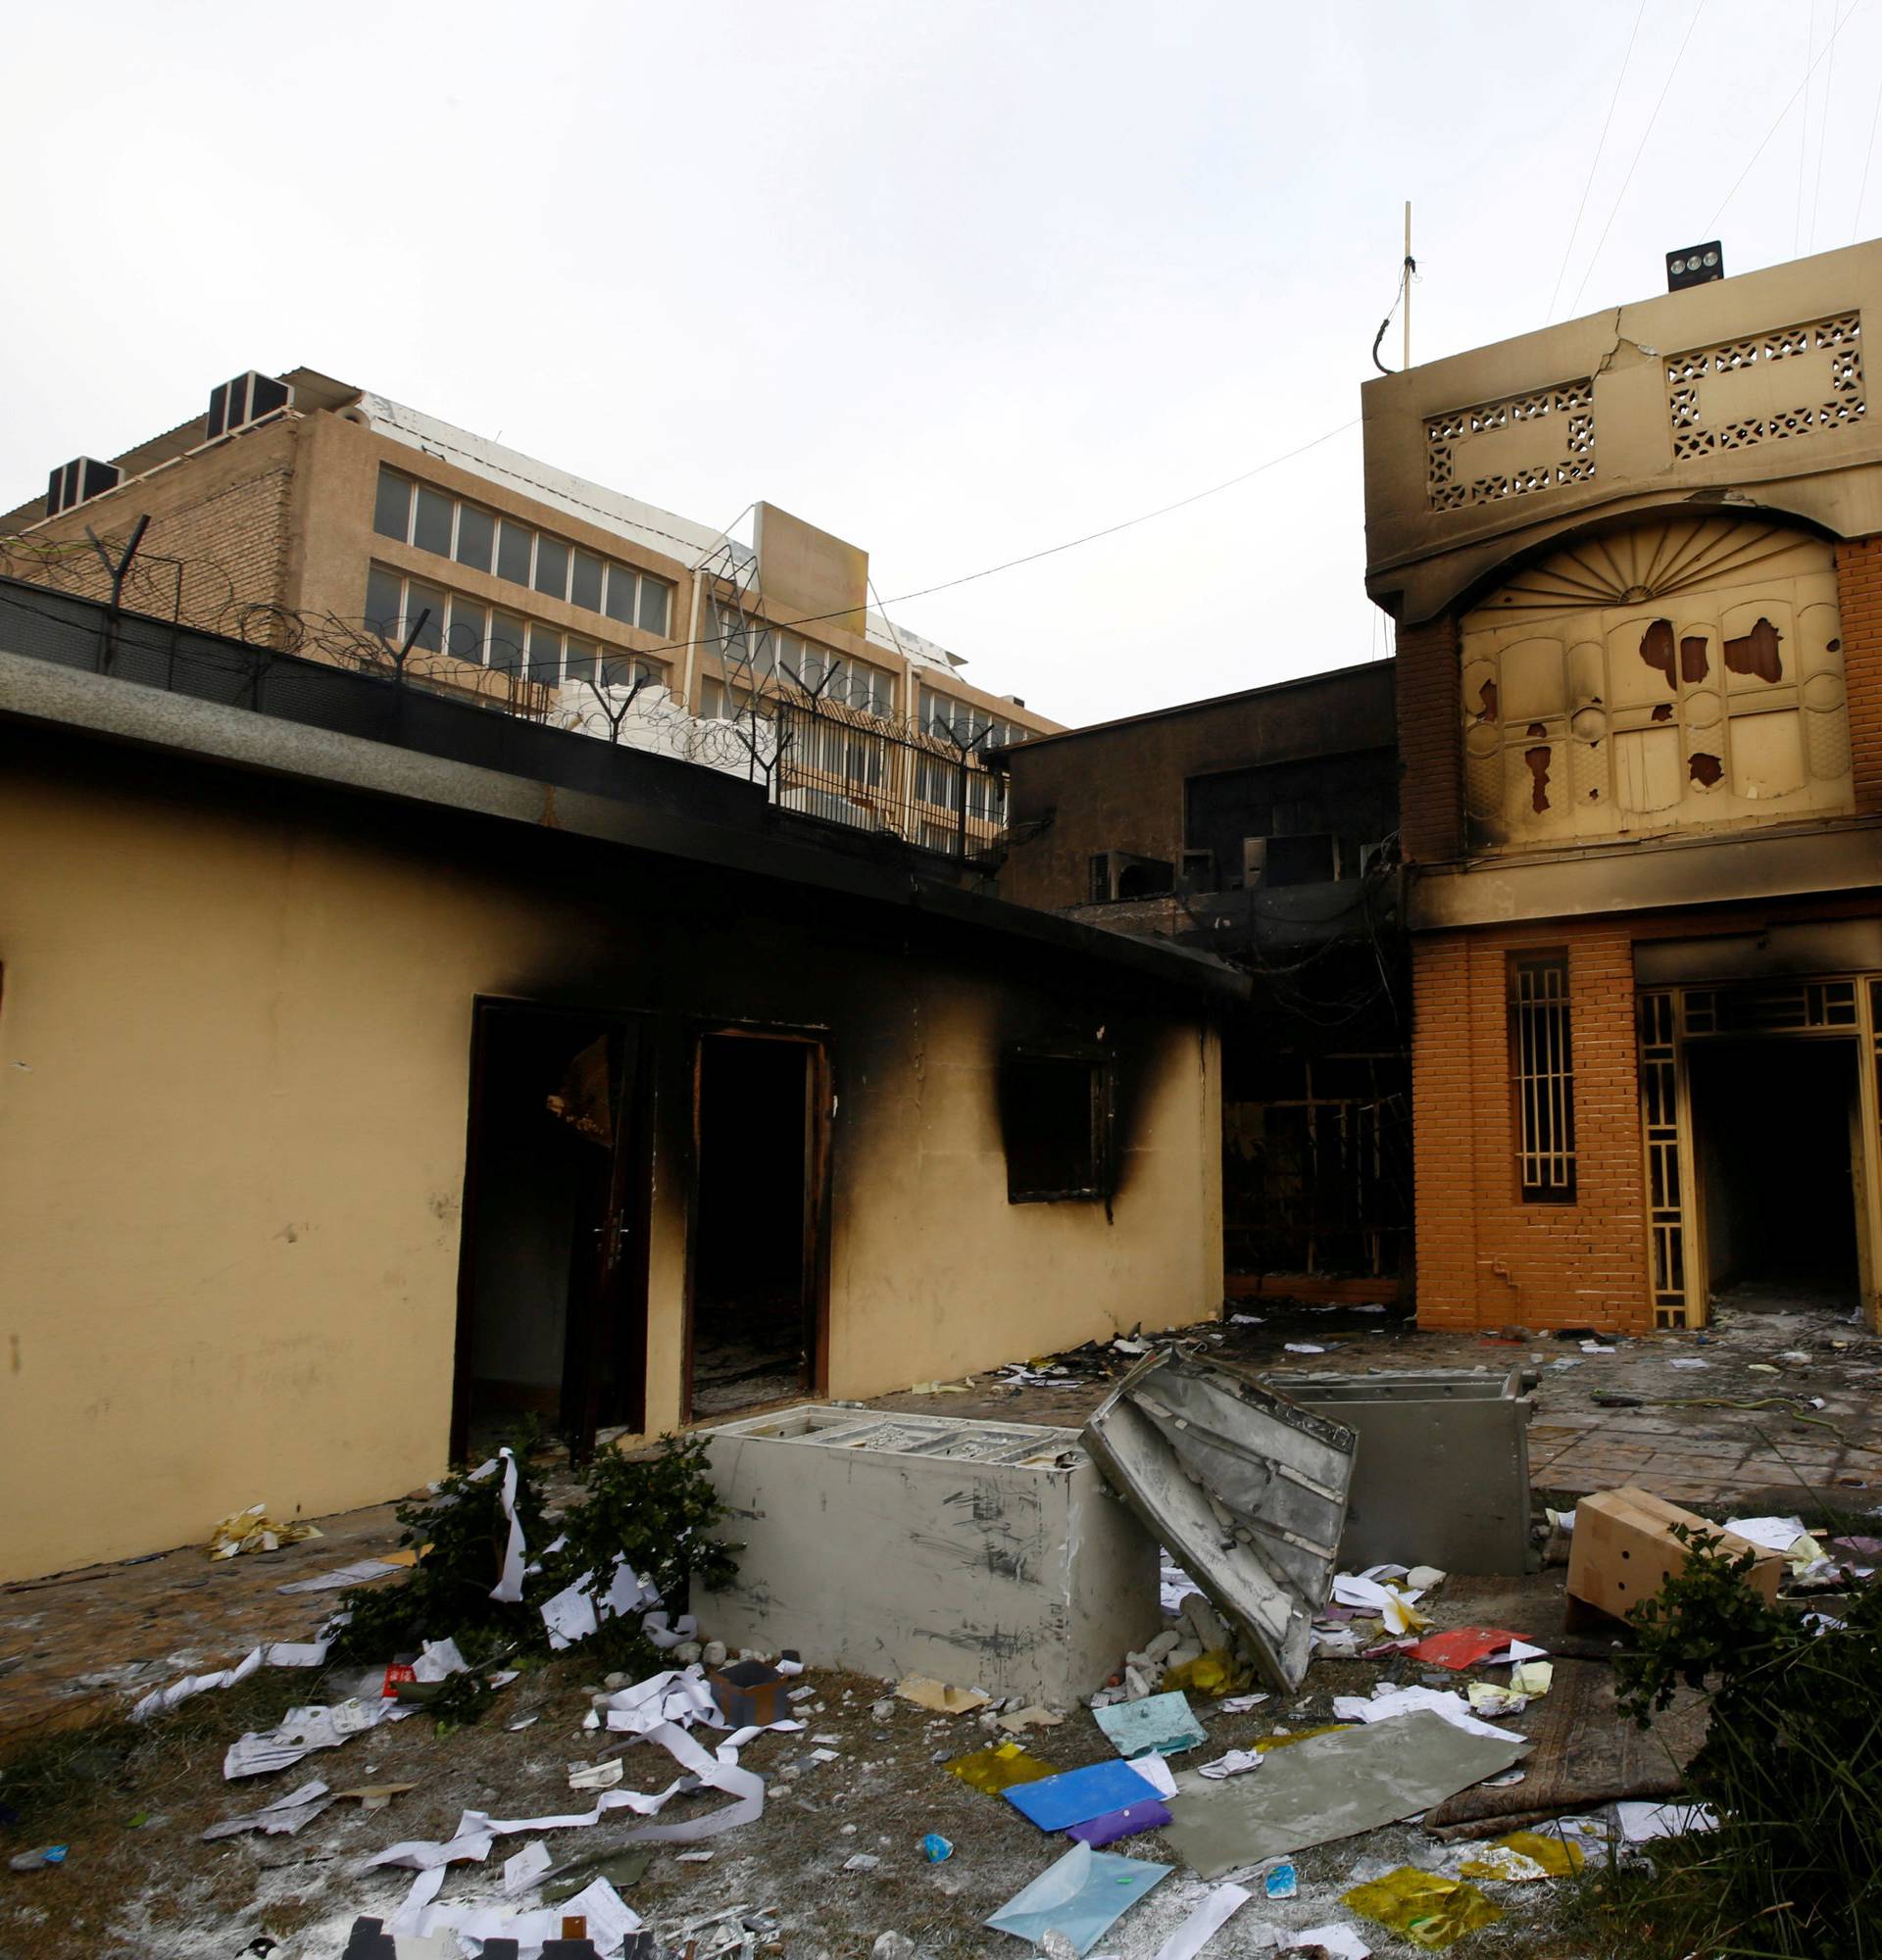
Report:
5,1292,1876,1748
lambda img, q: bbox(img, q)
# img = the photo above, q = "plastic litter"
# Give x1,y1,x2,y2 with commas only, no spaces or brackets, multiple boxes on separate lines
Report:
1341,1867,1502,1948
947,1739,1059,1795
984,1840,1170,1953
8,1845,68,1872
922,1833,954,1862
1263,1860,1298,1899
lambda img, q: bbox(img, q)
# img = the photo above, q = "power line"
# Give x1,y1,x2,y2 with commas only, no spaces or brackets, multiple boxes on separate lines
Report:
1797,0,1817,257
1811,0,1841,249
1568,0,1707,318
1854,65,1882,240
1709,0,1865,232
1547,0,1649,323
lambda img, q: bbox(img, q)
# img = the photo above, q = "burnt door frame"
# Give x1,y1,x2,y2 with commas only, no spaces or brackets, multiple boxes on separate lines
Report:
450,997,653,1465
682,1022,833,1426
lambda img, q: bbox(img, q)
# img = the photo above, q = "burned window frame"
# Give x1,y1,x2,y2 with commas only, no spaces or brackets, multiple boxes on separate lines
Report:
1510,952,1577,1203
1002,1042,1115,1204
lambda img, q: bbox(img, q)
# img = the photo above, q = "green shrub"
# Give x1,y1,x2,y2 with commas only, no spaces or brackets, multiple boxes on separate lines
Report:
1616,1526,1882,1956
329,1433,740,1704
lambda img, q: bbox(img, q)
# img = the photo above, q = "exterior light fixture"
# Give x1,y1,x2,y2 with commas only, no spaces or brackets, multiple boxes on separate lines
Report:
1665,241,1724,291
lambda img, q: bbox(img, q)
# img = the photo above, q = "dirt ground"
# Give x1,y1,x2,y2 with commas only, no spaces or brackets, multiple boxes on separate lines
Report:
2,1297,1873,1958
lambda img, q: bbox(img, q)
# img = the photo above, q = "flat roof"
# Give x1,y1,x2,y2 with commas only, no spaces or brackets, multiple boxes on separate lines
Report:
1003,659,1393,753
0,584,1247,1006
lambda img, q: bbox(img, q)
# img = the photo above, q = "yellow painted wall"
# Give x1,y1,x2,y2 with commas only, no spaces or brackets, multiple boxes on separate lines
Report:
0,734,1222,1581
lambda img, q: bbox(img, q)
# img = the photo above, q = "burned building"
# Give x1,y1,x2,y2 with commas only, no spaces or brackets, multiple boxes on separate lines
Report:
0,579,1241,1583
995,665,1409,1299
1366,236,1882,1334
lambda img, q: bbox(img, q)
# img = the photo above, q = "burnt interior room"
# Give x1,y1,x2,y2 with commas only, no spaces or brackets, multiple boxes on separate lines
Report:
1689,1038,1861,1310
690,1032,816,1419
458,1005,643,1456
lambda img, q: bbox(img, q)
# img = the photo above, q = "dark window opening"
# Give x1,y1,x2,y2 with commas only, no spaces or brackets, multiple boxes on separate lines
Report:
1004,1047,1114,1202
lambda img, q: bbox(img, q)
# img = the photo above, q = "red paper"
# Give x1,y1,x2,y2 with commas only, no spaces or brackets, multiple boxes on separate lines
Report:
1407,1628,1523,1670
380,1663,418,1698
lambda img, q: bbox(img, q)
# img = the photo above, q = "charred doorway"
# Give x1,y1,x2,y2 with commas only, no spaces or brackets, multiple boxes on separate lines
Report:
687,1029,829,1421
1688,1038,1862,1312
452,1003,647,1461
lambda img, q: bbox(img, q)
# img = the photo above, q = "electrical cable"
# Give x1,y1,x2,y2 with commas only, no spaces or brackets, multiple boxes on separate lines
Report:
1568,0,1708,318
1851,63,1882,240
1709,0,1865,232
1547,0,1649,323
1811,0,1840,250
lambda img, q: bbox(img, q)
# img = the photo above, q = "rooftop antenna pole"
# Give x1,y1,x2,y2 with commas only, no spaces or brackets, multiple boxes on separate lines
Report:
1403,201,1413,370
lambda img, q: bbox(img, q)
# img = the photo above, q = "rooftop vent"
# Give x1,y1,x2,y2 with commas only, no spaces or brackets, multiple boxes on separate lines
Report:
206,371,293,442
45,457,123,516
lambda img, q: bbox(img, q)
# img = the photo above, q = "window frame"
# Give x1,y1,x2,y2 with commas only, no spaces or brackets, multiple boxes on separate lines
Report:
1001,1042,1115,1205
1510,952,1578,1204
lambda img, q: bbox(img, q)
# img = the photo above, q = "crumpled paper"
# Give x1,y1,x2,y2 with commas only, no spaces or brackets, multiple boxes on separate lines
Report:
205,1504,322,1559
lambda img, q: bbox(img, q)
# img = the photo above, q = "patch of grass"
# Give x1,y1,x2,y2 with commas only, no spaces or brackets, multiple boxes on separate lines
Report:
0,1668,289,1833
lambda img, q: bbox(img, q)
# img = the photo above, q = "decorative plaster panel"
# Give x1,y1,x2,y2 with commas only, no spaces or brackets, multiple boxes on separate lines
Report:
1460,519,1851,849
1665,314,1863,460
1426,381,1595,512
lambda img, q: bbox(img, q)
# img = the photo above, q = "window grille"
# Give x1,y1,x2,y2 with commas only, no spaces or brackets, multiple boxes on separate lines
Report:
1512,956,1576,1202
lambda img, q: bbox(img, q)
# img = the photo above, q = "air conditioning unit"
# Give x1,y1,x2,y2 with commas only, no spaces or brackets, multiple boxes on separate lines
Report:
1088,851,1175,903
206,370,293,441
45,457,122,516
1241,836,1268,889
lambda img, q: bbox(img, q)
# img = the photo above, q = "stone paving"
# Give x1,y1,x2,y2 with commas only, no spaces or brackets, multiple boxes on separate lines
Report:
4,1293,1877,1750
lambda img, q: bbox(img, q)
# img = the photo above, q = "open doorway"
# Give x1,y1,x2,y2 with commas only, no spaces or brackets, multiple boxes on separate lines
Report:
1688,1038,1862,1315
687,1029,827,1421
452,1003,646,1461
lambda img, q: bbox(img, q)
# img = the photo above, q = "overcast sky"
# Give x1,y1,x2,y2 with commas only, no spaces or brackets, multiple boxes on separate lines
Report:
4,1,1878,725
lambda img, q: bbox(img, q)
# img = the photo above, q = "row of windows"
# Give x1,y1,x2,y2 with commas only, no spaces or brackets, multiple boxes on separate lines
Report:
372,467,674,638
365,564,667,692
705,602,896,717
920,686,1027,752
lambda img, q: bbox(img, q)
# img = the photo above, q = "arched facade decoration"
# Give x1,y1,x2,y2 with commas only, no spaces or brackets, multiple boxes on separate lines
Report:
1459,517,1852,849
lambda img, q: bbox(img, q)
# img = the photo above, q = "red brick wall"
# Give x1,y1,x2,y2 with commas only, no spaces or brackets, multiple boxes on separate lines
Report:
1835,534,1882,814
1412,921,1649,1332
1396,613,1462,862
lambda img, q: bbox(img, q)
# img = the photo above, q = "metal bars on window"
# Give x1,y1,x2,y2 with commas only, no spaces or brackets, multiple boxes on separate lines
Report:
1637,990,1688,1327
1512,956,1577,1202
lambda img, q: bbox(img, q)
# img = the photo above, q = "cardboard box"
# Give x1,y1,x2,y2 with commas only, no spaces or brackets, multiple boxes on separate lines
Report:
1566,1487,1784,1619
708,1660,790,1729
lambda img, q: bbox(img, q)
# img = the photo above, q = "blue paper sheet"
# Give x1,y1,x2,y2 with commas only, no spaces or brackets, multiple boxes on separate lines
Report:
1005,1759,1164,1832
986,1841,1170,1954
1091,1690,1207,1758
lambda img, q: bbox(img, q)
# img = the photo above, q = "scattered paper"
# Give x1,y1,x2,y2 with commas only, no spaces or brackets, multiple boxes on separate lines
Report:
223,1697,404,1779
1198,1750,1263,1779
1723,1514,1808,1553
200,1779,332,1840
1616,1799,1719,1841
1218,1692,1270,1714
205,1503,322,1559
503,1840,552,1897
1329,1686,1515,1744
540,1579,600,1650
843,1852,880,1871
275,1557,401,1594
1284,1344,1326,1355
997,1704,1065,1733
1126,1753,1178,1799
1151,1883,1251,1960
569,1759,624,1790
1667,1358,1711,1370
1288,1928,1369,1958
1093,1690,1206,1758
1508,1660,1553,1697
897,1676,990,1715
1580,1342,1615,1354
1457,1843,1548,1882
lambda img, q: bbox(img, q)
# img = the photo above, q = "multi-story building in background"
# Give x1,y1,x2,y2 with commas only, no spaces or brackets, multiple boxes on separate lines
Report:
0,368,1058,855
1365,237,1882,1336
